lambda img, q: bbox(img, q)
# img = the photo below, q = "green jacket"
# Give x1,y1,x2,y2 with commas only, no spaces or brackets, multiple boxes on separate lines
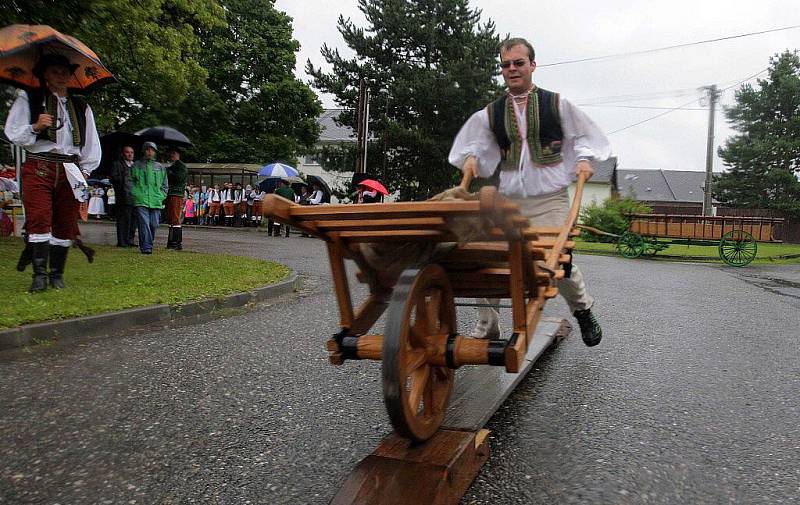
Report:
130,158,168,209
275,186,295,201
167,159,188,197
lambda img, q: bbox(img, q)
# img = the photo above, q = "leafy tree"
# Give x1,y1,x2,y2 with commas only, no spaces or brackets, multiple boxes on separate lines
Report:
2,0,226,132
714,51,800,217
2,0,321,164
307,0,500,200
580,197,652,242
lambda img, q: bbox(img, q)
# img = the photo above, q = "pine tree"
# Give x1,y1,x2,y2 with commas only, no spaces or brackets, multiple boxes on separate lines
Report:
307,0,500,200
714,51,800,217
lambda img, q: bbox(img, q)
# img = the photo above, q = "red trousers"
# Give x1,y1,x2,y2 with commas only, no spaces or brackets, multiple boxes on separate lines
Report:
165,195,183,225
21,159,80,240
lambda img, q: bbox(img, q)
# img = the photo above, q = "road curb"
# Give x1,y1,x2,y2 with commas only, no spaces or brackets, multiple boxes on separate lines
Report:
0,272,299,351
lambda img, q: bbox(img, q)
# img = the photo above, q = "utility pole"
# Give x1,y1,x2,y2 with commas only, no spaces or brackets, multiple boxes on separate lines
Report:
702,84,719,216
355,79,370,174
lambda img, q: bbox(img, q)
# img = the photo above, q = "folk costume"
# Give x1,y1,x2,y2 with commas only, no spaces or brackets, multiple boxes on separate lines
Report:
221,185,237,227
4,64,101,291
449,85,611,338
165,157,187,250
251,189,264,226
207,187,221,225
87,186,105,217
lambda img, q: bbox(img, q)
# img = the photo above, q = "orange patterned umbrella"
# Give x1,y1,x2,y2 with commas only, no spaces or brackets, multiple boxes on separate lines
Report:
0,24,115,92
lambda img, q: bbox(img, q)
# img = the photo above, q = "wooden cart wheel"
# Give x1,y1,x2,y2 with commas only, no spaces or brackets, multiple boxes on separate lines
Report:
643,236,660,256
382,264,456,442
617,232,645,259
719,230,757,267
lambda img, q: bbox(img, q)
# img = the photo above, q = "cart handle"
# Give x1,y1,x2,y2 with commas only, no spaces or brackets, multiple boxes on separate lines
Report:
546,171,588,271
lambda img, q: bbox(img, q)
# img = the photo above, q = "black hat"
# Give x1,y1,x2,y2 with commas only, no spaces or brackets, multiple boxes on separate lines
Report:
33,54,79,79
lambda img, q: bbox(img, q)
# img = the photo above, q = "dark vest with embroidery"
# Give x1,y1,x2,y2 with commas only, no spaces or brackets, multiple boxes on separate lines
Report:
26,89,88,147
486,87,563,169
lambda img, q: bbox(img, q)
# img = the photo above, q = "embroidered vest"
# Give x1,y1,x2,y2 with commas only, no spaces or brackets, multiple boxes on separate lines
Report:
486,87,563,170
27,89,87,147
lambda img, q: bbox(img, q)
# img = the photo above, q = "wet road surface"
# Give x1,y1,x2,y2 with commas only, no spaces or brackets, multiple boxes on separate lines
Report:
2,223,798,504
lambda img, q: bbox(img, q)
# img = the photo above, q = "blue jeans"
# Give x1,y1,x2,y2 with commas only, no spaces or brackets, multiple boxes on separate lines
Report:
135,206,161,253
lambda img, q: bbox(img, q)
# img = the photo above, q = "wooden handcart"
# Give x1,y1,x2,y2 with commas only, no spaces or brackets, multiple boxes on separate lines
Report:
615,213,785,266
263,174,585,442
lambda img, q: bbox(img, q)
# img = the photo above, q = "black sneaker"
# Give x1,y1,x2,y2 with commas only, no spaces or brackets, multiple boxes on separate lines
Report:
573,308,602,347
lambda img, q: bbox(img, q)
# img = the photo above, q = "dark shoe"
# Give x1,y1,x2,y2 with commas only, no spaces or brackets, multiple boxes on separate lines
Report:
166,227,175,249
48,244,69,289
574,308,602,347
29,242,49,293
142,250,152,255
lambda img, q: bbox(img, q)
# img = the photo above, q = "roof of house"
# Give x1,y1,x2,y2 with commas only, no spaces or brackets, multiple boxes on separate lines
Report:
572,156,617,184
617,169,713,203
319,109,356,142
186,163,261,172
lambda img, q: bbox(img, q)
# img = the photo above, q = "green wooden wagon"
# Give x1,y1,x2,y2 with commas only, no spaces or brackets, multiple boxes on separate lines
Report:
615,213,785,266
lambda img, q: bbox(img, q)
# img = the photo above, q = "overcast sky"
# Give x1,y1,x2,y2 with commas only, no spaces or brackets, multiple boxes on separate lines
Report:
274,0,798,172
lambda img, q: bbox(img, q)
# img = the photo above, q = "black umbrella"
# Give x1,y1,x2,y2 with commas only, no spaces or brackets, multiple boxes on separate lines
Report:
306,174,332,203
95,131,141,177
135,126,193,148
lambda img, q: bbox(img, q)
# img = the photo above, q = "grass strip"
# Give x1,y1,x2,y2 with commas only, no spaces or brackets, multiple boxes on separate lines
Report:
0,238,289,329
574,238,800,264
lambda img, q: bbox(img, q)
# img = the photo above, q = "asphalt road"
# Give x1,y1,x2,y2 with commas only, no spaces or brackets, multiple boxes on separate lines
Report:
2,223,798,504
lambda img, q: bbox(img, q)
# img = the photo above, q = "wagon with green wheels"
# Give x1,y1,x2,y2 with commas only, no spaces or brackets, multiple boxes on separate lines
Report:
263,172,586,442
617,213,785,266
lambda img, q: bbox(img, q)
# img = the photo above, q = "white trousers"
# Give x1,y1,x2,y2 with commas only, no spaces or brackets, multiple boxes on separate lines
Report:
476,188,593,328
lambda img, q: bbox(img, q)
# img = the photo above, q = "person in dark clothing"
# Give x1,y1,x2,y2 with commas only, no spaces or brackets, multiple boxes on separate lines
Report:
165,147,188,250
110,145,135,247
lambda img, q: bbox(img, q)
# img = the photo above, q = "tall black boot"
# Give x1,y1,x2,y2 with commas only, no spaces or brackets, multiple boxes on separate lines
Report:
166,227,175,249
48,245,69,289
173,227,183,251
29,242,49,293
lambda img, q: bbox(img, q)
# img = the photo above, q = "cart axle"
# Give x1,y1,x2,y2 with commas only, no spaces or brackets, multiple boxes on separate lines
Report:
327,329,515,369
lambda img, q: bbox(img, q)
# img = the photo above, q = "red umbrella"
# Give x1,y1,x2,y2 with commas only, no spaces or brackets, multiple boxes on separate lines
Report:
358,179,388,195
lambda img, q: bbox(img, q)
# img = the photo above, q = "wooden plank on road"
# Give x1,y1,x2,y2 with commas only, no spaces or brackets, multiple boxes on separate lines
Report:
441,317,572,432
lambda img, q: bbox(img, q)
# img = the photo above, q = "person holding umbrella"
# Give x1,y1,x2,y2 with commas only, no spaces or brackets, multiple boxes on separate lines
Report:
165,146,187,250
3,53,101,291
130,142,167,254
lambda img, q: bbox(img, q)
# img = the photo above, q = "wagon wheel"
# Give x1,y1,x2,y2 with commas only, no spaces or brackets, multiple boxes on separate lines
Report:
719,230,757,267
382,264,456,442
643,236,660,256
617,232,645,259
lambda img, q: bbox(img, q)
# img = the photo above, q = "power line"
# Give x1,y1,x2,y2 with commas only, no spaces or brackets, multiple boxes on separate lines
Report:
580,104,708,111
606,68,770,135
539,25,800,67
606,96,703,135
576,87,701,105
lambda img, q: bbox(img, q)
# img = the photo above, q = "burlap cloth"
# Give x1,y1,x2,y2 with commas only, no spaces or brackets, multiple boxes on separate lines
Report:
358,186,496,280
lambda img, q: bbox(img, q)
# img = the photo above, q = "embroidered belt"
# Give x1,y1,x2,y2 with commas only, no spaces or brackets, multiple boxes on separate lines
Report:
26,151,81,164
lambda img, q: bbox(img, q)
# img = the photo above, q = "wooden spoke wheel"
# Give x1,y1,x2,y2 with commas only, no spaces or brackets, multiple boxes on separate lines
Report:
643,236,660,257
617,232,645,259
719,230,757,267
382,264,456,442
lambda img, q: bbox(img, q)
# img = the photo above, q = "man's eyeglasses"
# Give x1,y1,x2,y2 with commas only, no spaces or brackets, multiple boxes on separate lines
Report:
500,59,529,69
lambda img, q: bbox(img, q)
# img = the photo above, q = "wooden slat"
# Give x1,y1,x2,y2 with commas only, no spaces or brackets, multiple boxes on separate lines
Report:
314,217,447,232
335,229,458,242
288,201,481,221
529,239,576,249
